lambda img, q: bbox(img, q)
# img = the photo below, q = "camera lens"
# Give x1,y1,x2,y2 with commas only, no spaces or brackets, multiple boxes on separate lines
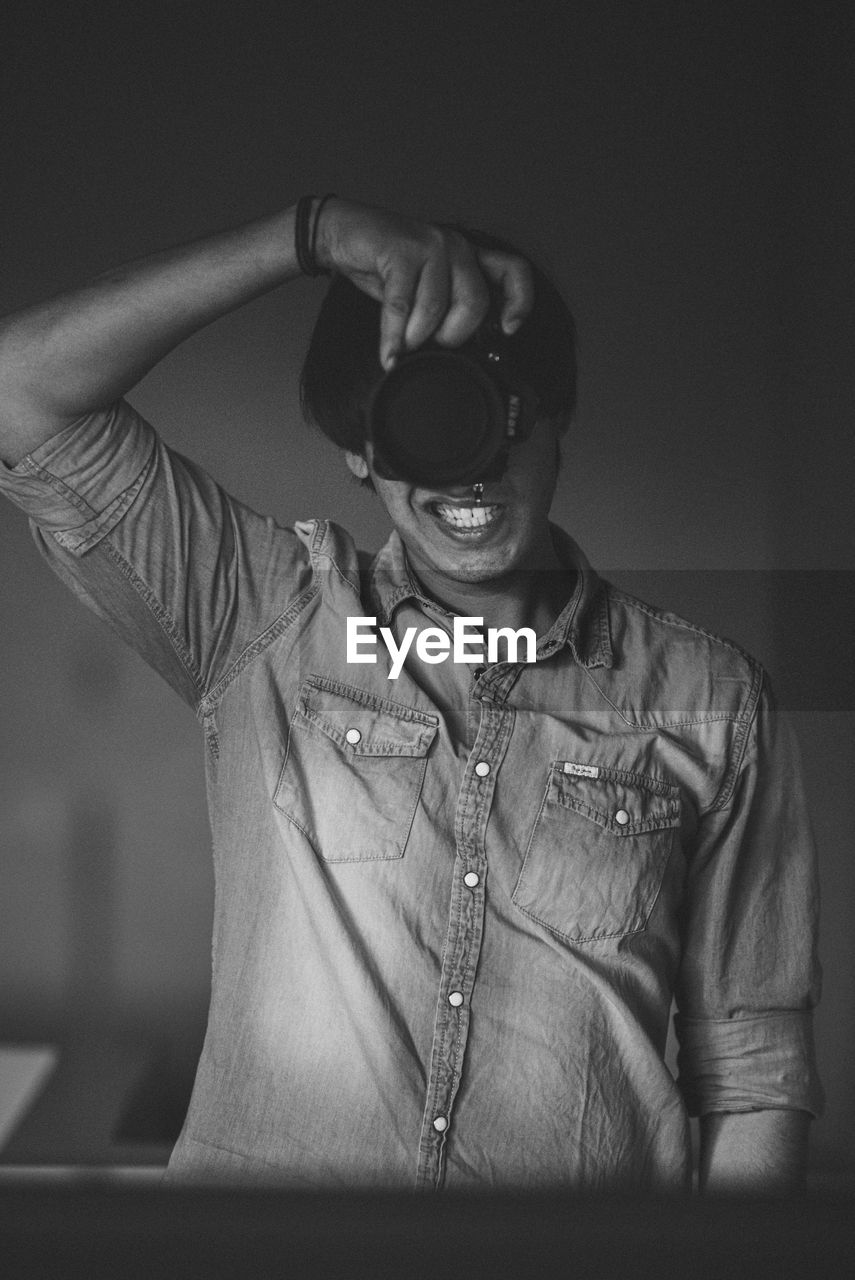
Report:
367,348,508,486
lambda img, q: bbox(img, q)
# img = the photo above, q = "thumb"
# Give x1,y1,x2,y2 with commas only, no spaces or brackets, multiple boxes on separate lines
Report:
478,251,535,335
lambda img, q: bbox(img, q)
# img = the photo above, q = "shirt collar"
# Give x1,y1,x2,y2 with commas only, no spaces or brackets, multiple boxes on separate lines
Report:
367,523,613,670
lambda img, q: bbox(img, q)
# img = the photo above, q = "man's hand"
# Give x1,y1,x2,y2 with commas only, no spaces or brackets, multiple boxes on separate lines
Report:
0,195,535,466
314,198,535,371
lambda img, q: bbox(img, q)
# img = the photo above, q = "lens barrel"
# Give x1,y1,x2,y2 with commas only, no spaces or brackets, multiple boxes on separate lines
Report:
367,345,512,486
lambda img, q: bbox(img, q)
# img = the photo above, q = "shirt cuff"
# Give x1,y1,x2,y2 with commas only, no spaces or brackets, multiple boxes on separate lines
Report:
675,1010,824,1118
0,400,155,554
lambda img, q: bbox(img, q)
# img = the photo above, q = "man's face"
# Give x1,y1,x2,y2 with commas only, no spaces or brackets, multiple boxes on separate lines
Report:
346,419,563,588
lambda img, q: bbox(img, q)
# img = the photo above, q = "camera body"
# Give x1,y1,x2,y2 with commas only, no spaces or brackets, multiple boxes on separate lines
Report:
366,319,539,487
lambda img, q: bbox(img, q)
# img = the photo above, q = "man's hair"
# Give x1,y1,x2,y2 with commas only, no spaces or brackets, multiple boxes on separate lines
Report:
299,226,577,458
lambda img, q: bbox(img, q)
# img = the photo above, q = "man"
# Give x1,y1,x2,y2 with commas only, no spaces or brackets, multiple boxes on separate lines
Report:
0,196,822,1192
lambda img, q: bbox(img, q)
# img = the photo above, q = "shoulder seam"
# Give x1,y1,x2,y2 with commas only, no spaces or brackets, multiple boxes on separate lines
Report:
101,540,205,700
309,519,363,598
706,663,765,813
606,584,763,672
198,579,321,712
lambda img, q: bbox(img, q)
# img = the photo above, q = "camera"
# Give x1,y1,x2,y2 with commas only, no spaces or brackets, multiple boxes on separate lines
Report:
365,319,539,487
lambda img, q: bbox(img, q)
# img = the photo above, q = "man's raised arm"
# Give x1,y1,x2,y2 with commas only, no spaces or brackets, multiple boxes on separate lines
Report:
0,197,534,466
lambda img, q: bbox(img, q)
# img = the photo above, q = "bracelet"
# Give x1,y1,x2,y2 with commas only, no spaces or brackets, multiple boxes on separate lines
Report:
295,193,336,277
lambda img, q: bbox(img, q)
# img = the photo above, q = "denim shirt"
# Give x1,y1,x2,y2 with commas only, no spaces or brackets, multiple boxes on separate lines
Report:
0,400,823,1191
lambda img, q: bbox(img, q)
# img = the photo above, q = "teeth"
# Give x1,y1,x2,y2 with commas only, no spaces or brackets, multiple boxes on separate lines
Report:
434,503,500,529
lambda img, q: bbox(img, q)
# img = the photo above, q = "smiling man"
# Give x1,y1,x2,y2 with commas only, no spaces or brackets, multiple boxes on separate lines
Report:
0,196,822,1193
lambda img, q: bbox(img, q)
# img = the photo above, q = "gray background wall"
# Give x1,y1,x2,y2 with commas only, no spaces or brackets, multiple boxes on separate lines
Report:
1,1,852,1179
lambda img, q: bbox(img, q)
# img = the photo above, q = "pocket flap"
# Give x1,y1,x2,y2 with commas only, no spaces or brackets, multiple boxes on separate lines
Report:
554,762,680,836
294,679,437,757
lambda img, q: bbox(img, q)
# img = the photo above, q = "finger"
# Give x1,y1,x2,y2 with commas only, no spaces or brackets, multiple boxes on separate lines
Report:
477,251,535,334
432,273,491,347
378,263,420,370
431,238,491,347
402,253,451,351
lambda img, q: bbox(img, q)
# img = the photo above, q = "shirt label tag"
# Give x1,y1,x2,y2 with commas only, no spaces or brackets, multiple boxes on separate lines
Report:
563,761,600,778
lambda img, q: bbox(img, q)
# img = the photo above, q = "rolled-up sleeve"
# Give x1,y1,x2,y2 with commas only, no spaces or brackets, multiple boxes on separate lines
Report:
674,675,824,1118
0,401,156,550
0,400,313,707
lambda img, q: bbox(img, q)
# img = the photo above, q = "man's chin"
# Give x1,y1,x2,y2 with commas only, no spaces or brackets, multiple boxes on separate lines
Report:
415,545,521,586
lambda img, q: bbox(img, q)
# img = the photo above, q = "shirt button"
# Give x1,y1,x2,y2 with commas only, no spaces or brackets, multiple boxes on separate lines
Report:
615,809,630,826
448,991,464,1008
345,728,362,745
433,1116,449,1133
464,871,480,888
474,761,491,777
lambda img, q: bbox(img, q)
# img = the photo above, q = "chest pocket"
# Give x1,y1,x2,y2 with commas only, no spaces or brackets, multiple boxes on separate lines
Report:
512,762,680,943
274,678,438,863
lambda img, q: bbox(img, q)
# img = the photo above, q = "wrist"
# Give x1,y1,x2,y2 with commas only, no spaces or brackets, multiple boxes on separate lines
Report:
311,194,339,274
295,194,337,277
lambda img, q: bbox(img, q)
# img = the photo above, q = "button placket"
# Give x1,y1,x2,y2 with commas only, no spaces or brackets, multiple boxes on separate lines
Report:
416,699,512,1190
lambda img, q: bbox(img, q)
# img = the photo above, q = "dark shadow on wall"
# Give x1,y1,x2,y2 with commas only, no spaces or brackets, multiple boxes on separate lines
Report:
769,5,855,1188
